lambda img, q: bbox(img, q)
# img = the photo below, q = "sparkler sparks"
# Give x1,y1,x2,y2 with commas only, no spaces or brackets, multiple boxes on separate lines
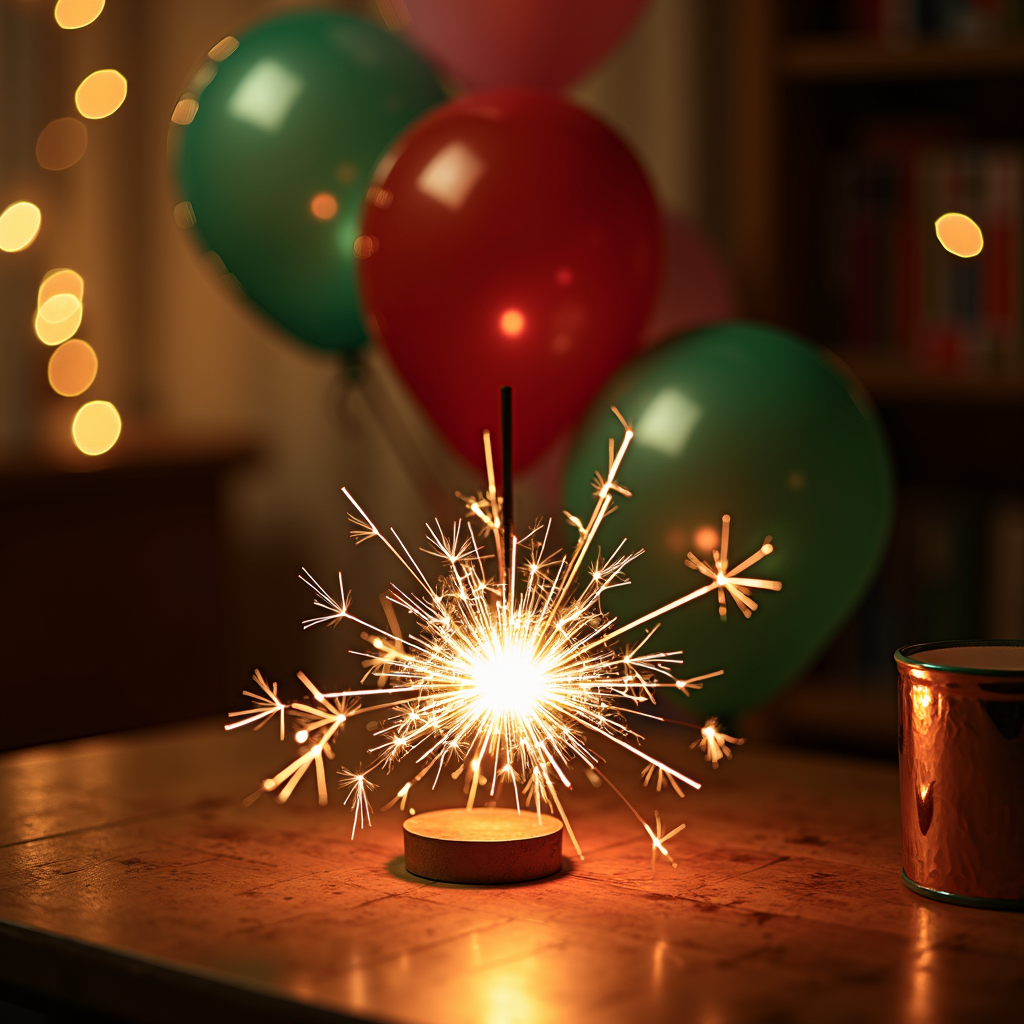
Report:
229,409,781,863
691,717,745,766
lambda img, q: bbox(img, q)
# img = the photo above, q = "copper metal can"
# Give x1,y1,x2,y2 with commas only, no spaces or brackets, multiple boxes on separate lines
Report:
896,641,1024,910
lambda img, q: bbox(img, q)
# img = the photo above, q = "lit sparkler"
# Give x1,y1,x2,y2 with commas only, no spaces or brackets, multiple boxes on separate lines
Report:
229,408,781,861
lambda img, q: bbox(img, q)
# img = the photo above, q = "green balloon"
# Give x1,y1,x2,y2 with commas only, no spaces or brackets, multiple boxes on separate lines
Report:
173,11,444,355
564,323,894,719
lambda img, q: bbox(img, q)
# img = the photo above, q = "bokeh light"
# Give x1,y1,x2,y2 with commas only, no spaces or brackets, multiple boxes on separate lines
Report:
48,339,98,397
39,293,81,324
499,308,526,338
188,63,218,95
35,303,83,346
39,268,85,306
75,69,127,119
0,201,42,252
173,202,196,229
208,36,239,62
935,212,984,258
353,235,378,259
72,400,121,455
309,192,338,220
54,0,105,29
171,97,199,125
36,117,88,170
693,526,720,552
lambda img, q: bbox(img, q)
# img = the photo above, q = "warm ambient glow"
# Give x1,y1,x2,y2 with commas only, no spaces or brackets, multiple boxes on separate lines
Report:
935,212,984,258
499,308,526,337
0,201,42,252
36,118,88,171
72,399,121,455
230,411,781,863
75,69,127,119
39,268,85,306
309,192,338,220
48,339,98,397
54,0,105,29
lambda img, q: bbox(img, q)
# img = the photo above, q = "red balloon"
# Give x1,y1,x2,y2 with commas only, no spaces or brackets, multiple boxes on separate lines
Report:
401,0,651,91
641,215,737,347
359,91,660,471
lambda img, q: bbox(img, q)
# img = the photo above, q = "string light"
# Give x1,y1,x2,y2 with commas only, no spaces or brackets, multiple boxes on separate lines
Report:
170,98,199,126
48,339,98,397
935,212,984,258
54,0,105,30
38,293,81,324
36,118,89,171
71,399,121,455
208,36,239,62
39,268,84,306
75,69,127,120
35,304,82,346
0,202,42,252
33,2,122,457
310,193,339,220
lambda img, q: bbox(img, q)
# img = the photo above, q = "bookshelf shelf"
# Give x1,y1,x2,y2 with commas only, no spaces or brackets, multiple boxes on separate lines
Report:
836,353,1024,404
782,38,1024,81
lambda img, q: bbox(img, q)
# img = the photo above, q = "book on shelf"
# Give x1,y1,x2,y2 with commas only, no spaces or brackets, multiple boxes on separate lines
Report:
841,0,1024,41
826,144,1022,370
816,493,1024,690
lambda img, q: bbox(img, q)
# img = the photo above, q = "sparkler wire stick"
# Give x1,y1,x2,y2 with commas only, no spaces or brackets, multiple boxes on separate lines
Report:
501,385,513,585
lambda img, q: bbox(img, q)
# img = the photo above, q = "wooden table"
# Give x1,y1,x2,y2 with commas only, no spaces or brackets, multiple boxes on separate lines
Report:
1,719,1020,1023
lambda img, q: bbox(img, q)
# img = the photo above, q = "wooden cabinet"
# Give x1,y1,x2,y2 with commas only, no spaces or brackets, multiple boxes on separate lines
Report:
0,442,251,751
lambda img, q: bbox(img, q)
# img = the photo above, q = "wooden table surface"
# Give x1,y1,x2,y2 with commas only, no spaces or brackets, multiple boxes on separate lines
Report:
1,719,1020,1023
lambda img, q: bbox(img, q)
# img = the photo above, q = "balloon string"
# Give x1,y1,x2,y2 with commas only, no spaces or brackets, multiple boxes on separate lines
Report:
350,353,459,518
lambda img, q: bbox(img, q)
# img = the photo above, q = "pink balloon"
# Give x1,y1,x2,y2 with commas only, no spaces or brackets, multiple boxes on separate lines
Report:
400,0,651,91
641,215,737,347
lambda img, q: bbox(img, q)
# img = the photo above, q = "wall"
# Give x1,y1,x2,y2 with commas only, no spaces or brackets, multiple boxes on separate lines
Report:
0,0,714,697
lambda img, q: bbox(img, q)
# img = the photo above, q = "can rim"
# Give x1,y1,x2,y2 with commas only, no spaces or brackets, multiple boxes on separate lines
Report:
901,871,1024,911
895,640,1024,677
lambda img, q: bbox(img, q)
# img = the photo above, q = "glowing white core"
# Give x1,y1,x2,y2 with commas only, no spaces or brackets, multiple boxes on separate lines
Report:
469,649,548,719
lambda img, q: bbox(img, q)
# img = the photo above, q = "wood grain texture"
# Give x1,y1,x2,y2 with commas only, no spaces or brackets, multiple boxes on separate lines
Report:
1,719,1021,1023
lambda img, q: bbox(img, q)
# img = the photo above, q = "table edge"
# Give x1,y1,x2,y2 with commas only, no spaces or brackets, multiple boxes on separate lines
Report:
0,917,382,1024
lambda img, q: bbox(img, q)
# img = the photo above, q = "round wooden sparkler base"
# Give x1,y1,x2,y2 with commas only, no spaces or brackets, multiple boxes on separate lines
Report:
403,807,564,884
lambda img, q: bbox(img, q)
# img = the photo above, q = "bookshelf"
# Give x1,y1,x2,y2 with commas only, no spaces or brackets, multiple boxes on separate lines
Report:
837,351,1024,402
725,1,1024,755
728,3,1024,329
782,38,1024,80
